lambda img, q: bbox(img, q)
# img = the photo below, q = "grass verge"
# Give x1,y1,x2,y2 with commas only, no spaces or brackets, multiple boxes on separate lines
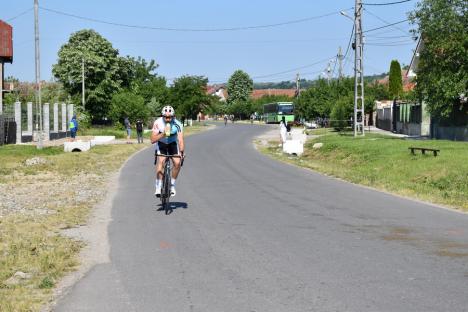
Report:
258,132,468,211
0,123,209,311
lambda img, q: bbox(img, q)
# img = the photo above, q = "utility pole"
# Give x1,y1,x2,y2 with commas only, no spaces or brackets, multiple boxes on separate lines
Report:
338,46,343,79
34,0,43,149
354,0,365,136
326,62,332,85
82,58,85,109
295,73,300,97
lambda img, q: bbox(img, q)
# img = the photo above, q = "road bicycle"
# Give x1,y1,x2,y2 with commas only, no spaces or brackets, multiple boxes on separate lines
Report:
155,153,184,214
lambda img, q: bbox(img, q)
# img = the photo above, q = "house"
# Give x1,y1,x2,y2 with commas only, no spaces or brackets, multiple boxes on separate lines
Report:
207,86,297,101
374,38,430,136
251,89,297,100
207,85,227,102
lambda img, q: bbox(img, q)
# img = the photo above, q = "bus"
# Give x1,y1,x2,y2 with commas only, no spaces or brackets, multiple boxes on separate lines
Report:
263,102,295,123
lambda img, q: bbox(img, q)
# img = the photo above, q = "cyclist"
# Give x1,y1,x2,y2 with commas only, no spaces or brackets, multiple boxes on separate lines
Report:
151,106,185,197
224,115,228,126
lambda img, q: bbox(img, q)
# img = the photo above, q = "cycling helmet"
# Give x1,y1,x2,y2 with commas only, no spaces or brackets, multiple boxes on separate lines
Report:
161,105,175,117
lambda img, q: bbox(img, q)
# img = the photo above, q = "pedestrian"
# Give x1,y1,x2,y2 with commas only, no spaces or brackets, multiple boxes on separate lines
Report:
136,119,144,143
279,116,287,147
69,115,78,142
124,116,132,143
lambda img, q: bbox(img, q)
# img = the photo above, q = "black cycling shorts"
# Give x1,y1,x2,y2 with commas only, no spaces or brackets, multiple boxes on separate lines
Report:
157,141,179,156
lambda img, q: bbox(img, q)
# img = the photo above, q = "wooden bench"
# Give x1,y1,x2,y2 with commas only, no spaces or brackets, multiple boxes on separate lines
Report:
409,147,440,157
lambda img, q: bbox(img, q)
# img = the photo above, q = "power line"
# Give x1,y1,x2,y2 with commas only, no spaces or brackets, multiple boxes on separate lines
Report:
40,6,353,32
363,0,413,5
364,8,410,35
342,25,355,75
364,18,409,33
251,56,333,79
6,7,33,22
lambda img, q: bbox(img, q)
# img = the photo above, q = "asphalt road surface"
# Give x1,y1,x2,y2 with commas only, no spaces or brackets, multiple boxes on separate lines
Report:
56,123,468,312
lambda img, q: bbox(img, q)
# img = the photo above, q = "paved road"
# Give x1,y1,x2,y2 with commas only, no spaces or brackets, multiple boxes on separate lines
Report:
56,123,468,312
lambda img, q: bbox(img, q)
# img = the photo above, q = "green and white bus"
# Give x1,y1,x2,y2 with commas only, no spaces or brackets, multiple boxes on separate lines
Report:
263,102,295,123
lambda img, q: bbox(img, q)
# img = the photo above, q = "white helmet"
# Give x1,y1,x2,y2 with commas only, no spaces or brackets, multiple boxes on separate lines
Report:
161,105,175,117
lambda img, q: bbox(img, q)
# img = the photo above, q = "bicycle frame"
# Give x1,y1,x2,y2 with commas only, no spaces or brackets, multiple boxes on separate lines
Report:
154,153,184,214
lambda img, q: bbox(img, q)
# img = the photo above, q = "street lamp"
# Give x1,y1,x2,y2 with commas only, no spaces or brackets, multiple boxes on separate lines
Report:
340,11,353,22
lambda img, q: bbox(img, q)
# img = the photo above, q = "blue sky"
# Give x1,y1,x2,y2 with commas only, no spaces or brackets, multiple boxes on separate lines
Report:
2,0,419,84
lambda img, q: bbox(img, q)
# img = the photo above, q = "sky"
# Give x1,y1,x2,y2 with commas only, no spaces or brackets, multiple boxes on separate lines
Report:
2,0,419,85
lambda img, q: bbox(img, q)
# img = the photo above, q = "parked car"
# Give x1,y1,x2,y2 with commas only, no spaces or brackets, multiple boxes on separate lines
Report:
304,121,318,129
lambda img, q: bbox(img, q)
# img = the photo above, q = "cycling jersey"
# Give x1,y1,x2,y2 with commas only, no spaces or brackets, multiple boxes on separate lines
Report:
152,117,183,145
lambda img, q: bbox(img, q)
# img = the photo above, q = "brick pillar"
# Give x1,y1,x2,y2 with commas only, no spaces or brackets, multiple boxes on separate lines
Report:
15,101,21,144
61,103,67,131
27,102,33,133
43,103,50,141
53,103,58,133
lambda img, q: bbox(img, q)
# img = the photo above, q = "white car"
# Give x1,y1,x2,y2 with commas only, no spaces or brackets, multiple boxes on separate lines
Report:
304,121,318,129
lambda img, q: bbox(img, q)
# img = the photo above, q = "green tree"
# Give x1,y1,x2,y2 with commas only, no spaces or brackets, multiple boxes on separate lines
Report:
227,70,253,105
388,60,403,99
169,76,211,119
409,0,468,119
52,29,126,121
124,56,169,116
330,96,353,130
109,91,149,126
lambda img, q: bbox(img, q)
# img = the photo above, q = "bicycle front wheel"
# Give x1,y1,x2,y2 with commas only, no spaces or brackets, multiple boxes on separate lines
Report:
163,161,172,214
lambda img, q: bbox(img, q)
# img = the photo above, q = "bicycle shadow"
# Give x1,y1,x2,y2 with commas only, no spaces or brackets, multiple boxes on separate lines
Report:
156,202,188,214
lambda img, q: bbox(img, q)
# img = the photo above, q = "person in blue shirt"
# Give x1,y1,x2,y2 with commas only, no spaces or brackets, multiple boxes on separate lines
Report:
69,115,78,142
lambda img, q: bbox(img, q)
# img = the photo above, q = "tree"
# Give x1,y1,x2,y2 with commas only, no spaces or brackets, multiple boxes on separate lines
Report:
169,76,211,119
52,29,125,121
124,56,169,116
330,96,353,130
109,91,149,126
388,60,403,99
409,0,468,119
227,70,253,105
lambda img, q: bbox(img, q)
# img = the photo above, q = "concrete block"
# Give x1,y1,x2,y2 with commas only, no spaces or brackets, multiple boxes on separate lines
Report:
90,136,115,146
283,139,304,155
64,141,91,152
53,103,58,132
43,103,50,141
61,103,67,131
27,102,33,133
15,102,21,144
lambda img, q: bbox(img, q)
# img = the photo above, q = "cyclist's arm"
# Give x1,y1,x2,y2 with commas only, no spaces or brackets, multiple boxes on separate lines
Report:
150,131,165,144
178,131,185,154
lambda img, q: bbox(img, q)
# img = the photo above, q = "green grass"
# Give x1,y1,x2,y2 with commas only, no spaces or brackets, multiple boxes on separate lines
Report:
260,132,468,211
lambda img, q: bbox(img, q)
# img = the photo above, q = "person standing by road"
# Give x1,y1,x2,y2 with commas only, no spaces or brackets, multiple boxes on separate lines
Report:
69,115,78,142
279,116,287,147
124,116,132,144
136,119,144,144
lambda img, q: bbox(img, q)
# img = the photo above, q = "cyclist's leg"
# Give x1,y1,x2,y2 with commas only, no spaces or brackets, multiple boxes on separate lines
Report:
168,142,180,196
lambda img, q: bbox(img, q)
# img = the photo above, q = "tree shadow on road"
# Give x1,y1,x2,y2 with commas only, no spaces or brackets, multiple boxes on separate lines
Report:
156,202,188,215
